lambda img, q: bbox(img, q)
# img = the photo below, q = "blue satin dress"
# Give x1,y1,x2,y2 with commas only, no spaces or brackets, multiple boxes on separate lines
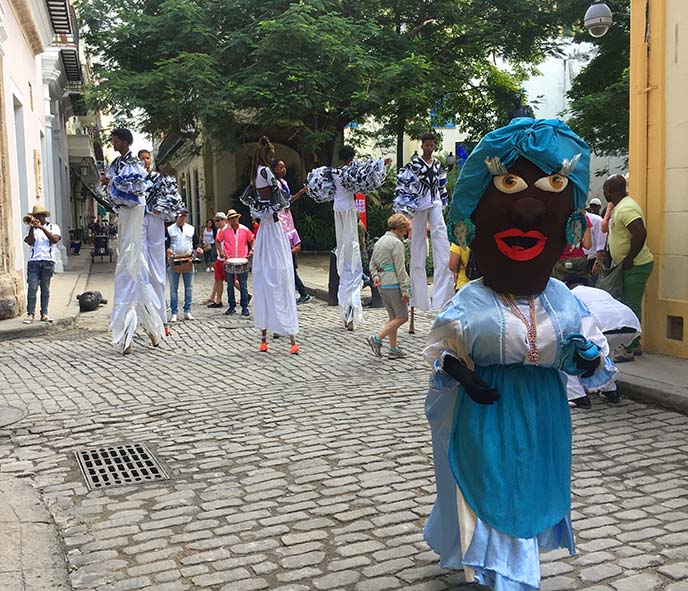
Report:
423,278,615,590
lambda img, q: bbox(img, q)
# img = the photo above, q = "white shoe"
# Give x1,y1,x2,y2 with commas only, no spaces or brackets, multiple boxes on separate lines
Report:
170,314,178,322
206,267,212,272
184,313,195,320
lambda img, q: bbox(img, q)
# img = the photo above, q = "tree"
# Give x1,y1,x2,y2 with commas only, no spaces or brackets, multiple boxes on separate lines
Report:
76,0,584,165
564,0,630,156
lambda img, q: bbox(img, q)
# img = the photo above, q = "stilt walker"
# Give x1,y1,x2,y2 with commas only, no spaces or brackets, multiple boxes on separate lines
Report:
307,146,388,331
242,137,299,353
394,132,455,312
106,129,165,354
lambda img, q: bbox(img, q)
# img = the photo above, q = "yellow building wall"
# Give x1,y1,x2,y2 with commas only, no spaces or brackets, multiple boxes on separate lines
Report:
631,0,688,357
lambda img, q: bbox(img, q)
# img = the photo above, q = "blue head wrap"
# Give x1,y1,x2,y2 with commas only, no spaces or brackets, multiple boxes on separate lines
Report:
448,118,590,246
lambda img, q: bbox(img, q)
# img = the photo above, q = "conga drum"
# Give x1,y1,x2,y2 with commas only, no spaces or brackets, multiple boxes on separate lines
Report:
224,257,250,276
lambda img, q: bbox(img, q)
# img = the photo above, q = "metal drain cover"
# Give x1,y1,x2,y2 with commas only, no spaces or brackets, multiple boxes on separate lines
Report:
75,443,168,490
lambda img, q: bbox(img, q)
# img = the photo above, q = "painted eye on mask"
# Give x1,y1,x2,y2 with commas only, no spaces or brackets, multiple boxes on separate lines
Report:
493,174,528,194
534,174,569,193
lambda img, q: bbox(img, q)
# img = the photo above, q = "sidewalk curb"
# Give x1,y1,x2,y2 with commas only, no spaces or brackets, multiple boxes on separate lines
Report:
617,374,688,415
0,258,91,342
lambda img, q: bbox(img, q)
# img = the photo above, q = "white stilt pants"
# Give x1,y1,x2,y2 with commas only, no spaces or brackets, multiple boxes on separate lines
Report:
111,204,165,353
334,208,363,328
410,203,454,311
142,212,167,325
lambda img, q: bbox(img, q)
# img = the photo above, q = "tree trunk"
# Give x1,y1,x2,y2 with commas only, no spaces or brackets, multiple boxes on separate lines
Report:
396,117,406,169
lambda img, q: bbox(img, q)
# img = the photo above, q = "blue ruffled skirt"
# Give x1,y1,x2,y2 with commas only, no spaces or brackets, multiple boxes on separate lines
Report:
425,364,576,590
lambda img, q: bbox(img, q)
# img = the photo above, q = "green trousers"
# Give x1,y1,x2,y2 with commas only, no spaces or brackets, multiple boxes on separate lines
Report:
622,261,654,323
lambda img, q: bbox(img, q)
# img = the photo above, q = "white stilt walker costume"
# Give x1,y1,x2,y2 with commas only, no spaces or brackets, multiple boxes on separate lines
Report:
394,154,455,311
143,173,185,326
107,152,165,353
251,165,299,336
307,157,387,329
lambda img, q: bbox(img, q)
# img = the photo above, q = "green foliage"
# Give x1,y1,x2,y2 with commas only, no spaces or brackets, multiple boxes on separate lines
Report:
565,1,630,156
76,0,583,158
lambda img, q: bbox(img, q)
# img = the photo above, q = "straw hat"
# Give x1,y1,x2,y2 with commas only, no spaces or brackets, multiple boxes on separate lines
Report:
30,204,50,217
226,209,241,219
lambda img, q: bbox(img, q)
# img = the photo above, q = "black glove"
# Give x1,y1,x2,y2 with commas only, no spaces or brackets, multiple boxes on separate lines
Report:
573,352,600,379
442,353,499,405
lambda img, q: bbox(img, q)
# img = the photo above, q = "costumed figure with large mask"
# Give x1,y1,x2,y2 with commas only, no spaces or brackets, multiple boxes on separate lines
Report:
307,145,388,331
393,132,455,311
423,118,617,590
106,129,164,354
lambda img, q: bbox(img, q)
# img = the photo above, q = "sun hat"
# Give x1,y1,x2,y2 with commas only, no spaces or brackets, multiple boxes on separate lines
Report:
226,209,241,219
214,212,228,220
30,204,50,217
589,197,602,206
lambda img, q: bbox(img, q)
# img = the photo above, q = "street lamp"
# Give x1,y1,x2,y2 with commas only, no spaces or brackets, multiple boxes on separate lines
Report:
584,0,613,38
445,152,457,171
79,158,90,177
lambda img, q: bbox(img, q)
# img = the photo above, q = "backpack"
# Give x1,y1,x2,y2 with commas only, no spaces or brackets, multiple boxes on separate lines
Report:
465,250,481,281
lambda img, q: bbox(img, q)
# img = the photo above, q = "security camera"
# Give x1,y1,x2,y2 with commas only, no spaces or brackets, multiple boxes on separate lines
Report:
584,0,613,38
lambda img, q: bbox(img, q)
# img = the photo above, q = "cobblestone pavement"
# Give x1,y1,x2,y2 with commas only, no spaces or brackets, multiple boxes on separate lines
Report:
1,281,687,591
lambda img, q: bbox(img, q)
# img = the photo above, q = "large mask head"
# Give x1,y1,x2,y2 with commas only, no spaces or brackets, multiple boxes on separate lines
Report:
448,118,590,296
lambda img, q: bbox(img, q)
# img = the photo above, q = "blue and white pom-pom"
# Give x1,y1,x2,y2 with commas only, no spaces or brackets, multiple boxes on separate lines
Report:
306,167,337,203
149,175,185,221
392,167,420,216
108,162,151,207
339,159,386,194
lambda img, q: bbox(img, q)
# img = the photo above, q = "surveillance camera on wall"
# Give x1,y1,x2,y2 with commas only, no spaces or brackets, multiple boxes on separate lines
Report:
584,0,613,38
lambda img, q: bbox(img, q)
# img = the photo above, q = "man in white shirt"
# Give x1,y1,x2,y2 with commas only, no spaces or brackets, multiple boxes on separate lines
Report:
585,197,607,281
167,210,203,321
23,204,61,323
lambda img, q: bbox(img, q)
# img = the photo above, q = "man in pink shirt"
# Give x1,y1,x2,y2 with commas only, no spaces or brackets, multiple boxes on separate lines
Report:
217,209,254,316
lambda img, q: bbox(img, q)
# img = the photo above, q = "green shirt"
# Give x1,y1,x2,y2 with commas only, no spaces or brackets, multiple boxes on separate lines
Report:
609,196,654,266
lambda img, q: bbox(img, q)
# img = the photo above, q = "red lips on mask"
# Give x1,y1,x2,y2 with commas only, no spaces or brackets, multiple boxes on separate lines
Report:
494,229,548,261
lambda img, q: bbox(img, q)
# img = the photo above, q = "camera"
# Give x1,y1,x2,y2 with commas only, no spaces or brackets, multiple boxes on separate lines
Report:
584,1,613,38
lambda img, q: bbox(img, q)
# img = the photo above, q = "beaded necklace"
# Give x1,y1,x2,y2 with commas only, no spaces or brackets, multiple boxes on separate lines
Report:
501,294,539,365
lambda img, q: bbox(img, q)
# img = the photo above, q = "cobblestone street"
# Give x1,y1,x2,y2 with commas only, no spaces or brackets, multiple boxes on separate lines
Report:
1,282,687,591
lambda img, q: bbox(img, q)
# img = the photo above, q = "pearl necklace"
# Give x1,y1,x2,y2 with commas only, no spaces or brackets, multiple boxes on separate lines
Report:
501,294,539,365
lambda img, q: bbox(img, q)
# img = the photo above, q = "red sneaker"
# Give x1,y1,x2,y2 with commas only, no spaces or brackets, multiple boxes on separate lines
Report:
259,342,268,352
290,344,299,355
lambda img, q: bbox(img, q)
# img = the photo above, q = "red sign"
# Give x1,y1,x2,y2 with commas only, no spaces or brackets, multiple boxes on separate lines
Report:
354,193,367,230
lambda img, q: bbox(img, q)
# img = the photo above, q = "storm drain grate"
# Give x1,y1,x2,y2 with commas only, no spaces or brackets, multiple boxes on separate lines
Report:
75,443,169,490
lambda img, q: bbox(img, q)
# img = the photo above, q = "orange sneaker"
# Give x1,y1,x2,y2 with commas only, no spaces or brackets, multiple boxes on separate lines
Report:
290,344,299,355
259,342,268,352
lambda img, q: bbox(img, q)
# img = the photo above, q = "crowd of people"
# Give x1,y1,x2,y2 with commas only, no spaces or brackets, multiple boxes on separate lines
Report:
20,116,657,591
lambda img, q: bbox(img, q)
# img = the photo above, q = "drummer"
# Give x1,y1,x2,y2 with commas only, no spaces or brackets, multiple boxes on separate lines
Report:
216,209,254,316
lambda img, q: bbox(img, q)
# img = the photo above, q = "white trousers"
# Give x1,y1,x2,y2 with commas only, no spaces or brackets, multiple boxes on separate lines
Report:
142,212,167,325
334,208,363,328
111,205,165,352
410,203,454,311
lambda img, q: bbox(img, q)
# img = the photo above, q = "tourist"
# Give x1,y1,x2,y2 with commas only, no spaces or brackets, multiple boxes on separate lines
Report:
366,214,410,360
602,174,654,361
201,219,217,272
206,212,227,308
